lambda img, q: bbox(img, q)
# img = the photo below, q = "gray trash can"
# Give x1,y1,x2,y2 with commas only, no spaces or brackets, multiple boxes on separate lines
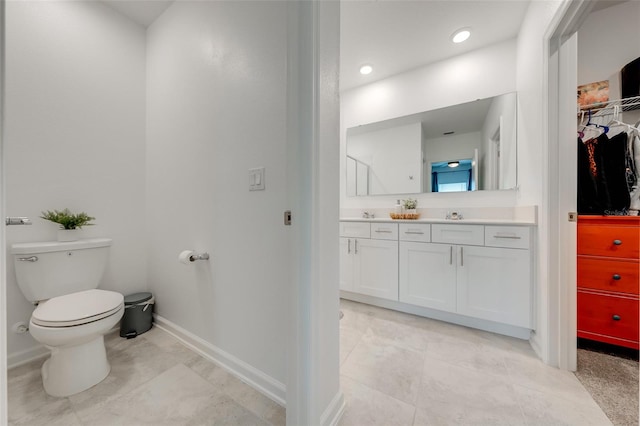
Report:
120,292,154,338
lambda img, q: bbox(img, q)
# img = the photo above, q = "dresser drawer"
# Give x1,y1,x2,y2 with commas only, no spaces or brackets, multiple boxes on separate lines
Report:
340,222,370,238
431,224,484,246
399,223,430,242
577,257,639,295
578,224,639,259
578,291,639,344
370,223,398,240
484,226,530,249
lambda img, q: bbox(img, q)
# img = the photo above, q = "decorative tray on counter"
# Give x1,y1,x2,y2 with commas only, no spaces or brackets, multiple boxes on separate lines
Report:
390,213,421,220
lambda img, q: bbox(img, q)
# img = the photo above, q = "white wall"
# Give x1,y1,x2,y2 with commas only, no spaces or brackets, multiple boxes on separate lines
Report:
578,1,640,95
578,1,640,125
146,0,289,391
347,123,422,195
4,0,147,364
515,0,564,362
341,39,518,211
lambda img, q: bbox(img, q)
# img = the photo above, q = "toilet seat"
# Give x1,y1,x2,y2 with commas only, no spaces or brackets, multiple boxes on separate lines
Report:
32,289,124,328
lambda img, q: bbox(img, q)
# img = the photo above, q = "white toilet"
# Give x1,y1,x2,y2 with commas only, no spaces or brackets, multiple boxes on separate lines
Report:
11,238,124,397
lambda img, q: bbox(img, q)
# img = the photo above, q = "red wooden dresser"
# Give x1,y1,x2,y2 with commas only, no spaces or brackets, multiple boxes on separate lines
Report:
577,215,640,349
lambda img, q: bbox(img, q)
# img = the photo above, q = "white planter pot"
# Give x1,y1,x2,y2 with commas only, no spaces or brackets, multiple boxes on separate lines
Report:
57,229,79,242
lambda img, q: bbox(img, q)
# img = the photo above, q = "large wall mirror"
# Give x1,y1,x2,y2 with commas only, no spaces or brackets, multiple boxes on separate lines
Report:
346,92,517,196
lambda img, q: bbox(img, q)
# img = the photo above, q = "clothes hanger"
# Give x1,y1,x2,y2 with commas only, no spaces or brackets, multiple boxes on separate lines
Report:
586,109,609,133
579,109,605,140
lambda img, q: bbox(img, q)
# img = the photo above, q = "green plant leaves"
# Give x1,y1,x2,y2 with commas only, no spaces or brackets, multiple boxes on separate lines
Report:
40,209,95,230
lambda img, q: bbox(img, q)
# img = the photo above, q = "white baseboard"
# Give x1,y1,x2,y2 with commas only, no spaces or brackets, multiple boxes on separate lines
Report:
7,345,49,370
320,390,345,426
153,314,286,407
341,291,532,340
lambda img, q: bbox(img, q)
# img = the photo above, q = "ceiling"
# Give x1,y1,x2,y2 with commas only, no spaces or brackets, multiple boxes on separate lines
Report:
102,0,173,27
340,0,530,91
348,96,494,139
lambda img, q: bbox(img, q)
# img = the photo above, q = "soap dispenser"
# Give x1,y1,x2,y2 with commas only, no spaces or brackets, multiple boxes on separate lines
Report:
395,199,402,214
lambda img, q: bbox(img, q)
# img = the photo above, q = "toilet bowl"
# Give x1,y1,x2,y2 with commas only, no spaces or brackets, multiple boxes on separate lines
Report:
28,289,124,397
11,238,122,397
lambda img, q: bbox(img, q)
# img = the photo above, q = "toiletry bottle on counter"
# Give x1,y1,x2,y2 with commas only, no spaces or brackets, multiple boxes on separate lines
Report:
395,200,402,214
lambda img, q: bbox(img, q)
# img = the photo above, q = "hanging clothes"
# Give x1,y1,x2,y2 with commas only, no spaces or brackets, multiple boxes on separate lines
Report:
603,131,630,212
578,134,610,214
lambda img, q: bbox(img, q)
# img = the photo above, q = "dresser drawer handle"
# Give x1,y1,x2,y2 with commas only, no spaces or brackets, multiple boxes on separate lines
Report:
612,274,621,280
493,235,521,239
404,231,424,235
612,315,621,321
374,229,393,233
613,239,622,246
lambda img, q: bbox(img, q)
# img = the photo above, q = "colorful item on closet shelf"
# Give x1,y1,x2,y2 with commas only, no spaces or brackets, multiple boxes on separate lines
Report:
578,80,609,108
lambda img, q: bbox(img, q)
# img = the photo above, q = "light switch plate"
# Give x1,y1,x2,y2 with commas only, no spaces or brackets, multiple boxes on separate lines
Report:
249,167,265,191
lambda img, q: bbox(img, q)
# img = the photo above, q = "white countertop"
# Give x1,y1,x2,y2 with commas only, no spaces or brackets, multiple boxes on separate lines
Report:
340,217,537,226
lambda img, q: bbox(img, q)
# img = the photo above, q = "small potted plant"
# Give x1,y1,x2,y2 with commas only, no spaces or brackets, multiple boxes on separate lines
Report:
402,198,418,213
40,209,95,241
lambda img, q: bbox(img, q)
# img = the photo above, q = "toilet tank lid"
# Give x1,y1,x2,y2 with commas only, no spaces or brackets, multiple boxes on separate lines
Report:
11,238,112,255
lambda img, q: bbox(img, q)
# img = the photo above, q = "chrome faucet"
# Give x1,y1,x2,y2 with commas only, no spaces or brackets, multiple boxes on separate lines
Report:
362,211,375,219
445,211,463,220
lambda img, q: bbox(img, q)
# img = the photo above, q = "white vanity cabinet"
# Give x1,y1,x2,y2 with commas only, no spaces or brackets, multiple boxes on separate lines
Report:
342,220,535,334
403,224,532,329
399,242,456,312
456,244,531,328
340,222,399,301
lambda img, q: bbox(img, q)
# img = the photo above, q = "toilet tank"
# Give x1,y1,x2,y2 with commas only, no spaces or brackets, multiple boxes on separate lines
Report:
11,238,112,303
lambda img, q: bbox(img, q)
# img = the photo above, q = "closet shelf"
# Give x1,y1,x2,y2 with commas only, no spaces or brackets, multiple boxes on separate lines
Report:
578,95,640,117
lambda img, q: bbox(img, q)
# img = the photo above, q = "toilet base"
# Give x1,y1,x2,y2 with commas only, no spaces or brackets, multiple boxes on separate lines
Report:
41,335,111,397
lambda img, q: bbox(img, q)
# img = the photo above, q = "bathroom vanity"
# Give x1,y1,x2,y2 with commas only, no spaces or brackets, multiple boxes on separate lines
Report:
340,217,536,339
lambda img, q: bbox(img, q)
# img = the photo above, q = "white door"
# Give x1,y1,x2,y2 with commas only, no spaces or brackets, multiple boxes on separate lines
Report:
399,242,456,312
456,245,531,328
354,238,399,301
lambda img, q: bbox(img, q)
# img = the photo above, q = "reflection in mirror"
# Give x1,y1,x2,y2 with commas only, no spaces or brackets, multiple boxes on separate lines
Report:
431,158,474,193
346,92,517,196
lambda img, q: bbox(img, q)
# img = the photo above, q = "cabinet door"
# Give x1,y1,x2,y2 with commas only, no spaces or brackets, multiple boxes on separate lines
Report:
354,239,399,301
399,242,456,312
339,238,354,291
456,245,531,328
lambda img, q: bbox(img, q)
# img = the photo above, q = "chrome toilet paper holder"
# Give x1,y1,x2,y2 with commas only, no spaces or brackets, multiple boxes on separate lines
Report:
189,252,210,262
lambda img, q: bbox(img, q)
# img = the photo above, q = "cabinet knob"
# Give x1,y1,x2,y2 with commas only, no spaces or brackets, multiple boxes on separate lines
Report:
612,274,621,280
612,314,621,321
613,239,622,246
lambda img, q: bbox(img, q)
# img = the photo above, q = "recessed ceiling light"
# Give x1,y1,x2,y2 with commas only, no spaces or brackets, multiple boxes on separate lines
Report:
359,64,373,75
448,161,460,168
451,28,471,44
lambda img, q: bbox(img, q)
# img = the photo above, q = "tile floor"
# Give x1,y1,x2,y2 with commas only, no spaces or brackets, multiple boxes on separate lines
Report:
338,299,613,426
8,300,613,425
7,327,285,426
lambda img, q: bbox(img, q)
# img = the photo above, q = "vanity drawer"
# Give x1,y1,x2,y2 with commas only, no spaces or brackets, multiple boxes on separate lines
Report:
577,224,639,259
399,223,431,242
340,222,370,238
578,290,639,346
484,226,530,249
431,224,484,246
371,223,398,240
577,256,639,295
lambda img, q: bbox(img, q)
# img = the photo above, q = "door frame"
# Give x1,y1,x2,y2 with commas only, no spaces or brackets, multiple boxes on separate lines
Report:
1,0,8,421
544,0,594,371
